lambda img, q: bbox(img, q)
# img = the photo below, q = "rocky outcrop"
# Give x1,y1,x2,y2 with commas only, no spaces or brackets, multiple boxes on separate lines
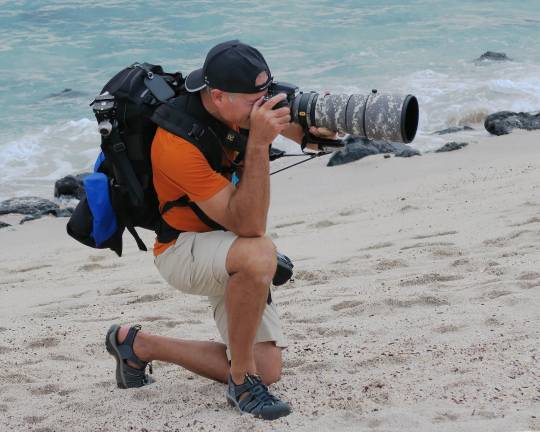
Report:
484,111,540,136
475,51,512,63
0,197,73,224
0,221,10,229
54,173,89,200
327,137,420,166
433,126,474,135
435,142,468,153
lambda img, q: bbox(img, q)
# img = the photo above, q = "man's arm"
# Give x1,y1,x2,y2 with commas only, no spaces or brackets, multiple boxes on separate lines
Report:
196,94,290,237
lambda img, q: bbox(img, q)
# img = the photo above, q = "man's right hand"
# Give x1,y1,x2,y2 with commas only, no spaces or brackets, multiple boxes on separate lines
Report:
248,93,291,147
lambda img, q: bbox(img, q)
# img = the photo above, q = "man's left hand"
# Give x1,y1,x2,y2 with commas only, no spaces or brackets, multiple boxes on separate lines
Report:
308,126,338,140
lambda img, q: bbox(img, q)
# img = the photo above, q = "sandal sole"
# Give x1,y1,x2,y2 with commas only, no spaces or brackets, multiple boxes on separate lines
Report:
105,324,128,389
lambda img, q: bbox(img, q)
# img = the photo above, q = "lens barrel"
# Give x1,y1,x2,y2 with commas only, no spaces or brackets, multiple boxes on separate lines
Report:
291,91,418,144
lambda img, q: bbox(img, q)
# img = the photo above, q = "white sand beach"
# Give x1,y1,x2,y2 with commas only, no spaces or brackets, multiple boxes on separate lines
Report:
1,130,539,431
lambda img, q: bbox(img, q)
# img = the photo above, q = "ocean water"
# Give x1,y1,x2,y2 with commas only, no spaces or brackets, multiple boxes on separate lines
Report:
1,0,540,200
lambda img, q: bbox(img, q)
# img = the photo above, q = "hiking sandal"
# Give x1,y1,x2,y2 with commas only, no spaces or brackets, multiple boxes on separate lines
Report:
105,324,154,389
226,373,291,420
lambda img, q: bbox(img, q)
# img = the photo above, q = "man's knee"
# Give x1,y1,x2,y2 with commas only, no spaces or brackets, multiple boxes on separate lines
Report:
227,236,277,283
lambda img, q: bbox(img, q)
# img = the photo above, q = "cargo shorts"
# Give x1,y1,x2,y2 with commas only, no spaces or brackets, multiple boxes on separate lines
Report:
154,231,287,357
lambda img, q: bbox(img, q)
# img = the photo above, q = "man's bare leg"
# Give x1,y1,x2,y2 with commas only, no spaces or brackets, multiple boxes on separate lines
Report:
114,329,282,385
114,235,280,385
224,236,277,384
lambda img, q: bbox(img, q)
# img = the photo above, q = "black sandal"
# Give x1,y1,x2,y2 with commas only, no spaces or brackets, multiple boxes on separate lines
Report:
105,324,154,389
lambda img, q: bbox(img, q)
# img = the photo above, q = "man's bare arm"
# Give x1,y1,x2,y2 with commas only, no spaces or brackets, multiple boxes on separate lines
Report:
196,94,290,237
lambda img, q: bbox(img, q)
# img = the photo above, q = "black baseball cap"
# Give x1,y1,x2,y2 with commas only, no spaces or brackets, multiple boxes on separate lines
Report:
185,40,272,93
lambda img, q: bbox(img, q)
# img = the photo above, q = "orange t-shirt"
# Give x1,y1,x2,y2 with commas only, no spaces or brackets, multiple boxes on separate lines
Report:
151,127,236,256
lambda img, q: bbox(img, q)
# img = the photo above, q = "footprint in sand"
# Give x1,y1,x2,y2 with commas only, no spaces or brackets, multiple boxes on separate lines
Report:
451,258,470,267
310,219,338,229
483,230,531,247
30,384,60,396
412,231,458,240
399,273,463,287
511,216,540,227
361,241,393,251
433,412,459,423
88,255,106,262
105,286,135,296
385,296,449,307
374,258,408,271
27,337,60,349
127,293,171,304
274,220,305,229
400,241,455,251
78,262,122,272
481,290,513,300
400,205,419,212
433,324,462,334
9,264,52,273
331,300,363,311
4,373,35,384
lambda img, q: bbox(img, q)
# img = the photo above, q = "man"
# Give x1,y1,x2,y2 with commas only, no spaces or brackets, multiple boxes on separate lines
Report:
105,40,331,420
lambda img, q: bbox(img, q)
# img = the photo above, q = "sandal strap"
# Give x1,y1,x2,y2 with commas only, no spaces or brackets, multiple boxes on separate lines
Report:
232,375,277,405
117,325,147,369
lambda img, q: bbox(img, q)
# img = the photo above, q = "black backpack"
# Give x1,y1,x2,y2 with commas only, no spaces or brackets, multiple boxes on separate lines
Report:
67,63,230,256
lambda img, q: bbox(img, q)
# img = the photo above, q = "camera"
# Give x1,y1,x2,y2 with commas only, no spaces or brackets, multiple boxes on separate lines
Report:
265,82,419,144
90,93,117,137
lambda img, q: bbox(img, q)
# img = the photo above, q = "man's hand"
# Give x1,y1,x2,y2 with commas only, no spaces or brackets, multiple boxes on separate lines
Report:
308,126,339,140
249,93,291,147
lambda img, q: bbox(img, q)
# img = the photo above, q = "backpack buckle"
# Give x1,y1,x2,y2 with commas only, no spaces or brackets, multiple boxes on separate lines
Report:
112,141,126,152
188,124,204,139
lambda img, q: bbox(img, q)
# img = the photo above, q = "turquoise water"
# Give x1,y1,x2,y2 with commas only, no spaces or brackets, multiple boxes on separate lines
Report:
1,0,540,200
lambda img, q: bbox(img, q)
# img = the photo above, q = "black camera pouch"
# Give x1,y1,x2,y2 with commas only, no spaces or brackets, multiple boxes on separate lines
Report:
273,252,294,286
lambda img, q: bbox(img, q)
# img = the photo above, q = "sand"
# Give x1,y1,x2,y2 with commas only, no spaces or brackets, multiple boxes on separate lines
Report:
1,130,539,432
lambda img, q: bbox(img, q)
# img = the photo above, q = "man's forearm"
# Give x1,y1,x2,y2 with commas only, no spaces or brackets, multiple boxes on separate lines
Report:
228,141,270,236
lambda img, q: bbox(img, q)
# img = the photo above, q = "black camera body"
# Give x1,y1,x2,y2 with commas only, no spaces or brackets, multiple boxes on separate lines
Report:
265,82,299,110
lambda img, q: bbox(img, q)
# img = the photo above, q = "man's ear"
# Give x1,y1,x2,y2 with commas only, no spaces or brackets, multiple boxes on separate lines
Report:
210,88,225,106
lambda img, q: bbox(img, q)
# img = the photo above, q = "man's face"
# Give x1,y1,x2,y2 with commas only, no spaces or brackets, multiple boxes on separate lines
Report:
211,71,269,129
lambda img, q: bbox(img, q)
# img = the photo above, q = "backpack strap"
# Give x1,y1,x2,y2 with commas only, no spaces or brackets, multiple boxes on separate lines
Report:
151,93,238,235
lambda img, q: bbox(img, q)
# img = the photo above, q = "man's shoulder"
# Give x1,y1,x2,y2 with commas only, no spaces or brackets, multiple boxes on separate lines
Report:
152,127,206,161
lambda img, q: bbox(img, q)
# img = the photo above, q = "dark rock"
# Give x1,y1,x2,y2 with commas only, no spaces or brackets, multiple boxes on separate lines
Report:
327,137,420,166
0,197,59,216
0,221,10,229
54,173,89,199
46,88,87,99
435,142,469,152
484,111,540,136
395,147,421,158
475,51,512,63
0,197,73,224
433,126,474,135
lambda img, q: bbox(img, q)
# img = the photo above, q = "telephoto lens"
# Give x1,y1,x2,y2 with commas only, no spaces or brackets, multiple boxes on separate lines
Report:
290,90,419,144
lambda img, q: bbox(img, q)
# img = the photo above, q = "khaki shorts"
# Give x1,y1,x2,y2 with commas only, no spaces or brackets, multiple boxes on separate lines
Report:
154,231,287,356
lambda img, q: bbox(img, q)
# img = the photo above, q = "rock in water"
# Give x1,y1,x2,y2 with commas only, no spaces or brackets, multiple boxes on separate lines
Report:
435,142,469,152
0,197,72,223
475,51,512,62
0,197,59,216
327,137,420,166
433,126,474,135
0,221,10,229
484,111,540,136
